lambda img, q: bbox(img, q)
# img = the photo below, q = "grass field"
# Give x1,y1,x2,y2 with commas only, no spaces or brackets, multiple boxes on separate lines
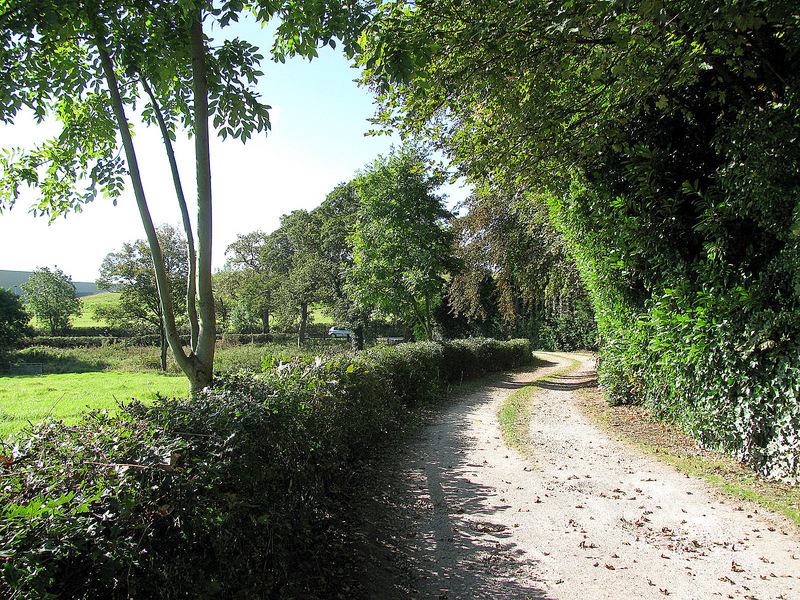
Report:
28,291,120,331
7,294,350,439
63,293,334,330
73,291,120,327
310,303,334,326
1,339,355,438
0,371,188,438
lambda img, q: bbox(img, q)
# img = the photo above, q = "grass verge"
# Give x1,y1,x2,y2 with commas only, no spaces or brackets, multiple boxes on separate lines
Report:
0,371,188,438
497,385,539,457
498,352,799,529
575,377,800,528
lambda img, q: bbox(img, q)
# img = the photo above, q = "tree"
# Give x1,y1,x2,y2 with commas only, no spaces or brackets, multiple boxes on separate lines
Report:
20,266,81,335
96,224,189,370
274,209,336,347
223,216,340,347
213,269,252,334
360,1,798,190
313,181,368,349
223,230,282,334
0,1,265,390
0,288,31,360
448,188,596,348
347,145,454,340
224,183,364,348
359,1,800,479
0,0,370,392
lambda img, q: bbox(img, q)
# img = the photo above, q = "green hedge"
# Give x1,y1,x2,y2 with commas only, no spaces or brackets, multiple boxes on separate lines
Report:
0,339,534,599
19,335,168,349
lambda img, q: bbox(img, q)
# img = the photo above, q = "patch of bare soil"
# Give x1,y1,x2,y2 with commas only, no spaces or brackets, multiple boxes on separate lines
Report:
349,353,800,600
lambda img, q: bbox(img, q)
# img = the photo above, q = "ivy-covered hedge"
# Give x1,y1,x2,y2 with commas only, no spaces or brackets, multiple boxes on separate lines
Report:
0,339,533,599
550,51,800,483
642,287,799,482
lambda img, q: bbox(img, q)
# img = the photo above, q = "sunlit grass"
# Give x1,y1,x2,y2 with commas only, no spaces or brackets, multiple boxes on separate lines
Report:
2,341,356,438
28,291,120,331
0,371,188,438
73,291,120,328
310,303,334,326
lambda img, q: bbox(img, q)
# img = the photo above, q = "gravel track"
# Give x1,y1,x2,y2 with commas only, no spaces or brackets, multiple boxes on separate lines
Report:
356,352,800,600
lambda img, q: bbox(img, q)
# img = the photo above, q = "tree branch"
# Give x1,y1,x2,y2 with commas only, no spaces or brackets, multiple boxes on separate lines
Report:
91,24,192,377
140,74,200,350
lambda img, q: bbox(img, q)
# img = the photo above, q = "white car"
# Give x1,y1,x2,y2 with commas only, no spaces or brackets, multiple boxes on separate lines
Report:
328,326,354,338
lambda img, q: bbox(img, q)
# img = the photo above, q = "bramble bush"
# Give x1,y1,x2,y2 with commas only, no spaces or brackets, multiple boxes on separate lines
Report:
0,338,533,599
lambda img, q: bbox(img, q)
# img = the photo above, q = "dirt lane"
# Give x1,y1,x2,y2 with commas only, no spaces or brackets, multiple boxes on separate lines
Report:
356,353,800,600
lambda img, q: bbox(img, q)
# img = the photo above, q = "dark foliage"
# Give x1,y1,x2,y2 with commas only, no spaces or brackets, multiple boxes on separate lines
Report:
0,288,31,361
554,22,800,481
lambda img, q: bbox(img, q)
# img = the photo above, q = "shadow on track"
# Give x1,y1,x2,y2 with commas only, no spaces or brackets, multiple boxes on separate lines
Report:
353,376,558,600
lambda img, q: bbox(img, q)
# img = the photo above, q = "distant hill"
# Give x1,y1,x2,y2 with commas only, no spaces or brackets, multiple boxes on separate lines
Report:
0,269,101,298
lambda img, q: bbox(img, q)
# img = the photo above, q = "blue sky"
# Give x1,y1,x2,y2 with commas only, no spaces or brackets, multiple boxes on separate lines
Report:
0,17,468,283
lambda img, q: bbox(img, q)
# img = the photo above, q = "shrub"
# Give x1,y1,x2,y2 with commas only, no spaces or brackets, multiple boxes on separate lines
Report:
363,338,533,406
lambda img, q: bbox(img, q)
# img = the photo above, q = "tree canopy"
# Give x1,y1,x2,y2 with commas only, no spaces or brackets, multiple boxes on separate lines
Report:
0,287,31,359
347,144,454,340
448,188,595,348
0,0,372,391
361,0,799,192
358,0,800,480
96,224,189,369
224,229,283,334
20,266,81,335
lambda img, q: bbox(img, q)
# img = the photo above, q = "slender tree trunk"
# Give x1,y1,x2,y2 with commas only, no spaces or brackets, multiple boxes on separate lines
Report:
160,324,168,371
350,323,364,352
424,293,433,340
93,31,191,378
260,310,270,334
93,16,214,394
408,296,429,340
189,11,216,392
140,75,200,350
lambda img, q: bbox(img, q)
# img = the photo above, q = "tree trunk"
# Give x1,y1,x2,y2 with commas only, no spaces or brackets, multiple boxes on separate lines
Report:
93,13,215,395
187,10,216,393
423,293,434,340
297,301,308,348
94,34,186,369
160,324,168,371
217,297,228,331
409,295,430,340
141,75,200,350
350,323,364,352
